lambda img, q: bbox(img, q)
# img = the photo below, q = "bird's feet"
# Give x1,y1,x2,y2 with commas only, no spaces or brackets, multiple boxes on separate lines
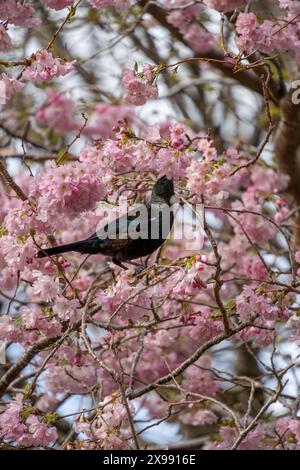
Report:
112,258,146,275
112,258,128,270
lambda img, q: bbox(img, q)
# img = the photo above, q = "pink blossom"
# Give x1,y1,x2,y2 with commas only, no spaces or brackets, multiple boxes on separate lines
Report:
182,358,220,397
251,166,289,193
242,256,268,280
214,424,265,450
26,415,58,447
0,395,57,448
45,365,98,394
20,307,62,338
279,0,300,18
173,268,207,296
4,199,47,236
52,296,81,322
32,272,60,302
169,122,187,139
167,2,204,31
180,409,218,426
240,325,275,347
0,235,37,272
236,286,288,323
147,330,175,348
88,0,130,9
36,91,80,133
123,64,158,106
101,140,134,172
235,11,300,63
204,0,252,12
184,24,214,53
0,266,19,290
236,13,266,53
144,124,161,143
0,1,41,27
276,417,300,445
198,138,218,160
31,162,106,223
155,148,189,180
0,315,22,342
0,1,16,20
0,5,300,446
166,2,213,52
0,396,27,443
76,421,129,449
84,103,139,139
189,309,223,343
0,73,24,104
231,190,277,243
79,145,102,166
40,0,74,9
23,50,75,83
75,396,132,449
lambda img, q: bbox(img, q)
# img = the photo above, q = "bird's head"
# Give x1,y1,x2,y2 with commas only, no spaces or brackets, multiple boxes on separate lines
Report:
151,175,174,204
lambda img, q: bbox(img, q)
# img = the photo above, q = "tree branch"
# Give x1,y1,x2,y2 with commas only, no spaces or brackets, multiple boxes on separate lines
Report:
140,0,281,103
274,90,300,245
0,336,59,396
128,320,253,400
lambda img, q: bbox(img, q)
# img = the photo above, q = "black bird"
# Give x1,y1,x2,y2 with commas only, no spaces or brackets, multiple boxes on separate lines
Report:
37,175,174,269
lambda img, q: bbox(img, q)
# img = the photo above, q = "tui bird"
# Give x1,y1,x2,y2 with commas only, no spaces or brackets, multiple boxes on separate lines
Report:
37,175,174,269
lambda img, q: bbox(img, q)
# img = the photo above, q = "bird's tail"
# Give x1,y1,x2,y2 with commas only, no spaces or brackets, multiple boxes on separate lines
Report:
37,241,87,259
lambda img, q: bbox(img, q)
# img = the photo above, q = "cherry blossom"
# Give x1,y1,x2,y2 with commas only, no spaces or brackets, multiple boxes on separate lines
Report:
0,395,57,448
0,1,41,28
167,2,213,53
22,51,75,83
203,0,253,12
88,0,130,9
35,91,80,133
0,73,24,104
123,64,158,106
40,0,74,9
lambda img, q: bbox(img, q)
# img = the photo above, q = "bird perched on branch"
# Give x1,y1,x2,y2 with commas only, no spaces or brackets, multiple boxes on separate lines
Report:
37,175,174,269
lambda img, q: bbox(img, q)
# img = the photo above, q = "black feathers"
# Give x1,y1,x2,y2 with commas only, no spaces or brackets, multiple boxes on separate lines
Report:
37,176,175,268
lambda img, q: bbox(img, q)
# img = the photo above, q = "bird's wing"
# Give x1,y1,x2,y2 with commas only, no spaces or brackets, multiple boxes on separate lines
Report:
90,202,171,242
96,204,152,240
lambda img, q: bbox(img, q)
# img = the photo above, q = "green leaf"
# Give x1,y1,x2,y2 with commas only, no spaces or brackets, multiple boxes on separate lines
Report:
20,406,36,419
42,412,58,425
226,299,236,310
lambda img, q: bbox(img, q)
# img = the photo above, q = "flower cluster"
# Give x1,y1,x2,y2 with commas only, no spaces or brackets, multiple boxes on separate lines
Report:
36,91,80,133
203,0,252,12
76,397,131,449
31,162,106,224
88,0,130,9
40,0,74,9
84,104,140,139
0,73,24,104
0,1,40,28
236,11,300,63
0,395,57,448
167,1,213,53
23,51,75,83
123,64,158,106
